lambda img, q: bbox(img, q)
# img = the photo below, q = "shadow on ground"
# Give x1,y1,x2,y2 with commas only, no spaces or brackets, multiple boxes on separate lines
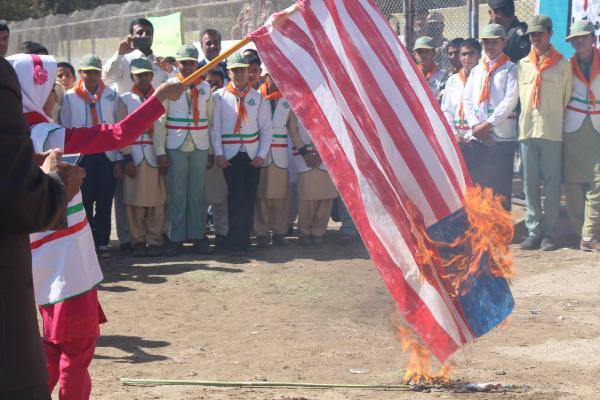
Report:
95,335,169,363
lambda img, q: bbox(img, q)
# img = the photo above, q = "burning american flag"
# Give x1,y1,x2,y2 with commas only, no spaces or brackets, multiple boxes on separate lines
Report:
249,0,515,362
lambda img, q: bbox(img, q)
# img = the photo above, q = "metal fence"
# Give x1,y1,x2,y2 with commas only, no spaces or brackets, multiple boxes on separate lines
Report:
377,0,537,48
7,0,538,64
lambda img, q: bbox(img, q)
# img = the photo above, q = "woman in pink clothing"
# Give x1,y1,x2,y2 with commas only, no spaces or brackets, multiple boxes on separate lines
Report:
8,53,184,400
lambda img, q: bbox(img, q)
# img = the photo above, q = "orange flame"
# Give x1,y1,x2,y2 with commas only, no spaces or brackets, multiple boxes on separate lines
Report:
394,319,455,385
402,185,515,297
442,186,515,295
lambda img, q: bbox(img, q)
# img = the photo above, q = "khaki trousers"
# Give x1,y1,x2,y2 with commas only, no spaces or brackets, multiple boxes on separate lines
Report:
126,205,165,246
565,182,600,238
254,197,290,236
298,199,333,238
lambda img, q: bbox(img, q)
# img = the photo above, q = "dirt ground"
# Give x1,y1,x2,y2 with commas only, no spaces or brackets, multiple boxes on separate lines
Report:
60,203,600,400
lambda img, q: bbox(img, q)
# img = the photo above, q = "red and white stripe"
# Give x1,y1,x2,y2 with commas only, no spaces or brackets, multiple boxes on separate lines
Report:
251,0,473,361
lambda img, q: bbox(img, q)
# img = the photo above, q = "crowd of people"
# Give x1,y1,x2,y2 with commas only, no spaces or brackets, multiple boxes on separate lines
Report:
420,0,600,253
0,18,361,261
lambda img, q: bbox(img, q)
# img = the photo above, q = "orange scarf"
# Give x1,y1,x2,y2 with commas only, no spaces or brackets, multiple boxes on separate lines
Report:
132,84,155,134
259,82,283,100
457,68,469,125
177,73,201,126
570,48,600,109
477,53,511,105
528,45,564,109
225,82,250,134
74,79,106,125
419,64,438,81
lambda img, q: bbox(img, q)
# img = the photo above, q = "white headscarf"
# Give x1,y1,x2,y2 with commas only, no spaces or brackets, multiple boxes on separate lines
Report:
7,53,57,118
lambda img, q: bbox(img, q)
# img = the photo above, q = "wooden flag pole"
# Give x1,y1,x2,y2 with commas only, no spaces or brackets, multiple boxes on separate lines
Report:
179,36,251,86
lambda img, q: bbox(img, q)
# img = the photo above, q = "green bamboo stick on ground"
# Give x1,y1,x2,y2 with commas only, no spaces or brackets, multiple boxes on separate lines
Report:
121,378,413,391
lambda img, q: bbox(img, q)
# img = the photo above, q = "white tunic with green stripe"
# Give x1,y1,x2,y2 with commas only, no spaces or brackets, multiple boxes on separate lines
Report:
463,59,518,142
165,77,211,150
121,91,159,167
264,98,291,168
211,87,273,161
564,74,600,134
29,123,103,306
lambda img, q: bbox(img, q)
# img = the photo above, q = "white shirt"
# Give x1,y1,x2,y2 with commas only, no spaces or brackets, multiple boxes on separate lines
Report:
103,50,171,95
463,56,518,141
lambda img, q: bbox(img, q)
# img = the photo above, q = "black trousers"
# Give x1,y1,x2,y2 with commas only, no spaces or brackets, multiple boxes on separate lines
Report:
80,153,117,247
223,152,260,248
2,385,51,400
460,140,516,211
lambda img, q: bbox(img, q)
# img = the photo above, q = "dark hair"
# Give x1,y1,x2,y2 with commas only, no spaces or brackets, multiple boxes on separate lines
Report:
460,38,482,54
494,3,515,18
447,37,465,50
57,61,75,77
22,41,48,55
164,56,176,65
243,48,259,57
0,20,9,34
129,18,153,34
208,68,225,81
201,29,222,41
242,53,261,67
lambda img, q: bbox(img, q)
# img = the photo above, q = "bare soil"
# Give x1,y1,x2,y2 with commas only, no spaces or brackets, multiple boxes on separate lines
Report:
56,205,600,400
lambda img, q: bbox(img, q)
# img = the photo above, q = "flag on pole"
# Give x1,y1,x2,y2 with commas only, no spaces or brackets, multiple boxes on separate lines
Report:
250,0,514,362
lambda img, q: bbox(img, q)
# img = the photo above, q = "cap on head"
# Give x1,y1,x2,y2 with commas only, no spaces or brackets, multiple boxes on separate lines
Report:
175,44,199,62
487,0,513,9
480,23,507,40
526,15,553,34
226,52,249,69
566,19,595,40
78,54,102,71
130,57,154,75
413,36,435,50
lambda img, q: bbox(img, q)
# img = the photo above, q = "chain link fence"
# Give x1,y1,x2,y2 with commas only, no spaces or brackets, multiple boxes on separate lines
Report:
377,0,537,47
7,0,537,64
7,0,292,63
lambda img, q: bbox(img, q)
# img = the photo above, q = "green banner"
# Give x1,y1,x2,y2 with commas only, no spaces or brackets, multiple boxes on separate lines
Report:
147,12,183,58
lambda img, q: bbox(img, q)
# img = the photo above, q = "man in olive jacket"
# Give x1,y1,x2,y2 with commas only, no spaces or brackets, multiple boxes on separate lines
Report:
0,56,69,399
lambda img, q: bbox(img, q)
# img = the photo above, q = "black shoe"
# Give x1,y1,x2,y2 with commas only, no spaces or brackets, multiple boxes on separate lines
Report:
540,236,558,251
193,238,214,255
214,234,228,250
132,243,146,257
256,235,271,248
298,235,311,246
96,245,112,259
164,241,184,257
120,242,133,253
146,245,163,257
520,236,541,250
272,234,288,246
310,235,324,245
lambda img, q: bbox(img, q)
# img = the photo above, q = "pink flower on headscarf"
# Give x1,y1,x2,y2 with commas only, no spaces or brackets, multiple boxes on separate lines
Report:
32,54,49,86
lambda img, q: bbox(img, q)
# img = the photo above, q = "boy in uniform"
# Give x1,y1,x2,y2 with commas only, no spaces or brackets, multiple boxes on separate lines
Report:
211,53,273,254
413,36,449,100
290,120,338,245
518,15,572,251
254,69,298,247
60,54,122,258
462,24,519,211
120,58,167,257
154,45,213,256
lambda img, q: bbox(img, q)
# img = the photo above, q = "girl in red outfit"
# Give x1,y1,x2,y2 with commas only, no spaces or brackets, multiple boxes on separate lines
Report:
7,53,183,400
